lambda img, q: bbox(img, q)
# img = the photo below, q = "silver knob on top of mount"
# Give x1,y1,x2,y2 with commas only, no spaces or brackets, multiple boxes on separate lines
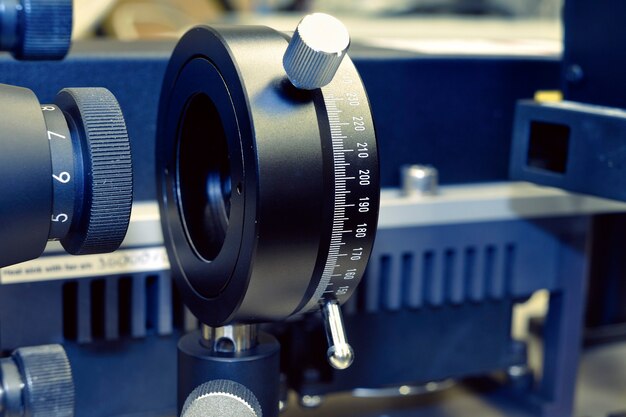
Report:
181,380,262,417
283,13,351,90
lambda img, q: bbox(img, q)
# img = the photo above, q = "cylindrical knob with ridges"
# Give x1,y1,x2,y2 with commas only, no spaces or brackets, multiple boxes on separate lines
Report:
11,0,72,60
181,380,262,417
11,344,74,417
55,88,133,255
283,13,350,90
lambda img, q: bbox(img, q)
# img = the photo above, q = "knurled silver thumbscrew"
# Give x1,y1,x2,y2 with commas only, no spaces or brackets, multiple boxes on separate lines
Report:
283,13,351,90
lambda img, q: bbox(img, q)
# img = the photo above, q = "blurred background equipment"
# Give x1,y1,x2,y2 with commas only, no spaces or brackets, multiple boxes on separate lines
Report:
71,0,564,40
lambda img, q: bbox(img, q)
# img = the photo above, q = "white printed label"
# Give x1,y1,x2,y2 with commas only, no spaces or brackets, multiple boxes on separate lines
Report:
0,247,170,284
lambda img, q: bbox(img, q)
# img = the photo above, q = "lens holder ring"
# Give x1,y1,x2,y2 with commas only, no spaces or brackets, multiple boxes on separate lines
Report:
164,57,247,305
55,88,132,255
157,25,379,326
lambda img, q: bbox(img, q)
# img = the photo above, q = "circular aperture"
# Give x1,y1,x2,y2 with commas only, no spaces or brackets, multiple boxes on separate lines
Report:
177,93,231,261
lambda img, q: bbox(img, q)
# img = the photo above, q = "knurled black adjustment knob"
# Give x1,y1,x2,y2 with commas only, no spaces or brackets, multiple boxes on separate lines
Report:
55,88,133,255
0,84,132,268
181,380,262,417
12,0,73,60
11,344,75,417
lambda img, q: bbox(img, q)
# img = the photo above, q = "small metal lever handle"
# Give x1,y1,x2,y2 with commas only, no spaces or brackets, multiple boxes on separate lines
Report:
321,299,354,370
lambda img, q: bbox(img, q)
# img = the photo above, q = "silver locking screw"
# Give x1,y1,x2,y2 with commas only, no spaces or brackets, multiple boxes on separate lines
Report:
299,394,323,408
401,165,439,197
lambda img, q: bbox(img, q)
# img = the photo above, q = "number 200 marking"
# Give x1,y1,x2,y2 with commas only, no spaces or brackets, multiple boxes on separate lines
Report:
359,169,370,186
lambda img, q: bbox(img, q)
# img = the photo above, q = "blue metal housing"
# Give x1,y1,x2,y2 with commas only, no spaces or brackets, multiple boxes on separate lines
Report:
0,41,560,200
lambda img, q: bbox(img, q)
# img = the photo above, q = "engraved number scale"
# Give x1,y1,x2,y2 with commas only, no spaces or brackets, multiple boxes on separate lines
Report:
318,62,378,369
316,68,378,307
283,13,379,369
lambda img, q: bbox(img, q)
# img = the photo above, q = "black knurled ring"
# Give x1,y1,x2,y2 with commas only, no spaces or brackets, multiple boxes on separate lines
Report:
14,0,72,60
56,88,133,255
